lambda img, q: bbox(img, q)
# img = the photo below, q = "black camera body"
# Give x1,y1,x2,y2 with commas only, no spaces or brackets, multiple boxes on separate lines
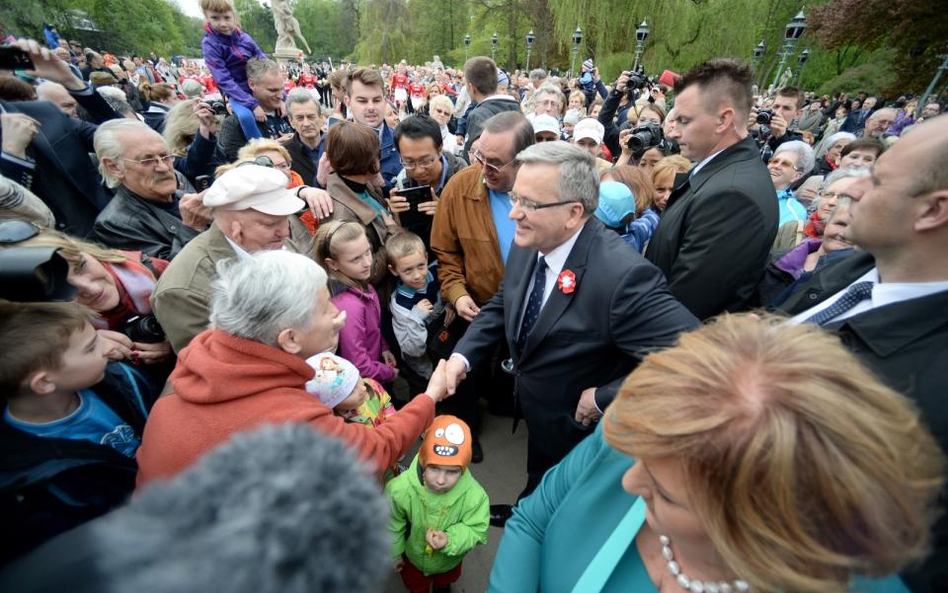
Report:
203,100,227,116
124,315,166,344
626,121,663,152
756,109,774,126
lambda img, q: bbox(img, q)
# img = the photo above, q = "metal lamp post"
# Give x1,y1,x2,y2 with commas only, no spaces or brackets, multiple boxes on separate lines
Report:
917,53,948,119
491,32,498,62
771,9,807,90
464,34,470,63
752,40,765,68
633,20,649,71
796,48,810,87
570,26,582,78
525,30,535,72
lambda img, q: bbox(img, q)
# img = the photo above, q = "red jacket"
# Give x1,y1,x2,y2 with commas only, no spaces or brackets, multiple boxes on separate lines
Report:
135,329,434,487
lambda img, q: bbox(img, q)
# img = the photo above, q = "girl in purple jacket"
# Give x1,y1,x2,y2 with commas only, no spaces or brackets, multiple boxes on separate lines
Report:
316,221,399,384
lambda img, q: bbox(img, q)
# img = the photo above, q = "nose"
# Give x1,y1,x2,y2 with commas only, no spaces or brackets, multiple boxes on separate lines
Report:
69,275,96,298
621,462,652,499
508,200,524,220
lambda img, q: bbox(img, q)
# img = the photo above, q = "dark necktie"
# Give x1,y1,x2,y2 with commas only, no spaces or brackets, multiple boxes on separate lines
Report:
803,281,874,326
516,256,547,354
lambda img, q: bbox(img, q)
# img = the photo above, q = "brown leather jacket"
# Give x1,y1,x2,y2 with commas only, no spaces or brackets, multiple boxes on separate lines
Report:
430,164,505,306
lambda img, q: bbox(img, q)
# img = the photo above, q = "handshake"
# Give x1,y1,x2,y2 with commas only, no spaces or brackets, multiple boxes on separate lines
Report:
422,356,470,403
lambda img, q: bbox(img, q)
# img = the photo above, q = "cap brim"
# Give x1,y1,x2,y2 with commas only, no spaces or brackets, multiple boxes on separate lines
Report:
249,193,306,216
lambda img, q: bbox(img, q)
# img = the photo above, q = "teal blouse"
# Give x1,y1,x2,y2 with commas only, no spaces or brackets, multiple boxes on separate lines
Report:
486,424,910,593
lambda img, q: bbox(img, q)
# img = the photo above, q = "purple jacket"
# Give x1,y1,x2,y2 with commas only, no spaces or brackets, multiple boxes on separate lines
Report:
332,285,396,383
201,24,266,111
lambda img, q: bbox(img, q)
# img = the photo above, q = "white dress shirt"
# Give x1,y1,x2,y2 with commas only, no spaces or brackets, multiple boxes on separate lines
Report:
515,225,585,338
788,267,948,325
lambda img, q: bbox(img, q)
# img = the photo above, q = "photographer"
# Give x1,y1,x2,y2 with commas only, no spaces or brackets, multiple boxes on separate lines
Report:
11,225,174,386
615,104,673,170
749,87,804,158
597,70,642,158
162,98,226,187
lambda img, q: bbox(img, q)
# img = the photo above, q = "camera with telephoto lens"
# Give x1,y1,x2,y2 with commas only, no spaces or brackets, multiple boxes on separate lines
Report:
203,100,227,116
756,109,774,126
124,314,166,344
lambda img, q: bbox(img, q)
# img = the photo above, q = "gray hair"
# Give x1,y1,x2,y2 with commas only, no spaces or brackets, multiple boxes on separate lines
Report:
93,119,164,189
534,84,565,110
515,141,599,214
181,78,205,99
246,57,280,82
209,251,328,347
529,68,547,81
824,131,856,152
774,140,815,174
285,88,318,116
811,167,870,213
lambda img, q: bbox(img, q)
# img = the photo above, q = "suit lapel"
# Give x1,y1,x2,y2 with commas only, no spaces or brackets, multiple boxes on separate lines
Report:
519,220,596,361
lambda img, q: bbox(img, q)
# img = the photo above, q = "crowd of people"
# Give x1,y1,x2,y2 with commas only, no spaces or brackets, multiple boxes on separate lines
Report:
1,2,947,591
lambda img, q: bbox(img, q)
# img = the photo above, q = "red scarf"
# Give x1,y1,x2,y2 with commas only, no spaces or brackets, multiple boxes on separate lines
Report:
95,252,168,330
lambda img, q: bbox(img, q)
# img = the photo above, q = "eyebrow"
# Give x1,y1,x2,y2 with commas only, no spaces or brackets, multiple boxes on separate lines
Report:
83,332,97,353
642,461,681,506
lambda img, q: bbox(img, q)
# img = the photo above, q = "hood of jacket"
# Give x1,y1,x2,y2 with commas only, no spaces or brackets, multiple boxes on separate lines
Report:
170,329,316,406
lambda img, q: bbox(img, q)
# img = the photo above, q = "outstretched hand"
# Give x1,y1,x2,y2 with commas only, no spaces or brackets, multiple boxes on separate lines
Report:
10,38,85,91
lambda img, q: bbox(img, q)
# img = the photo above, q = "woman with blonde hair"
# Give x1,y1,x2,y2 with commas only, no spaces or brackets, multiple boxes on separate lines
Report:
10,225,174,385
488,314,945,593
161,99,222,186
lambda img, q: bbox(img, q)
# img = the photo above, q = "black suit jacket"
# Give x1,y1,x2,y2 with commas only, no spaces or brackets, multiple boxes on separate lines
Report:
778,251,948,593
0,91,119,237
645,136,778,320
455,218,699,463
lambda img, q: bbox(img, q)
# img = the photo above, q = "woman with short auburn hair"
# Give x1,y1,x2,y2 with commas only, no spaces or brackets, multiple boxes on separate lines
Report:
322,122,398,285
488,314,945,593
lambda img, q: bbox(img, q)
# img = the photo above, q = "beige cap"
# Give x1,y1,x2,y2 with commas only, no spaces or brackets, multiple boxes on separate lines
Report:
531,114,561,136
203,165,304,216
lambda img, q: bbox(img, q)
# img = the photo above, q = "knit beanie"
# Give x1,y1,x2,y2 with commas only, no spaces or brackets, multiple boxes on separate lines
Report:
418,415,473,470
304,352,361,409
582,59,594,72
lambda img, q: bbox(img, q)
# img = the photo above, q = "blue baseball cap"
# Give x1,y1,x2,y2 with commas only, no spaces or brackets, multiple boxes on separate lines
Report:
594,181,636,228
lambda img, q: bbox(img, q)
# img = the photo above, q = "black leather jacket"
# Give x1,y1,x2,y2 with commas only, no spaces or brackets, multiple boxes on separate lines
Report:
93,181,199,261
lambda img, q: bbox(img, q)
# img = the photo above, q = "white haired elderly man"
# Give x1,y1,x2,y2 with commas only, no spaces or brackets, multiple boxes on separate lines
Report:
151,164,308,353
92,119,213,259
138,250,451,485
768,139,815,226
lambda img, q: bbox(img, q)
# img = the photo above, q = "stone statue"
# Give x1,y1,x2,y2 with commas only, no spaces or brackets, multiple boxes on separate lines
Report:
271,0,311,56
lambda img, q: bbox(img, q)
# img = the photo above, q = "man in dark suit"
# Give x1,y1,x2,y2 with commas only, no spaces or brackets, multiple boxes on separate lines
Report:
444,142,699,520
0,39,120,237
645,58,777,320
777,115,948,593
282,88,325,187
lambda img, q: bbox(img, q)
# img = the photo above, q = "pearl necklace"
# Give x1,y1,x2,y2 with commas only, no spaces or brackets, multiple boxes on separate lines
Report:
659,535,750,593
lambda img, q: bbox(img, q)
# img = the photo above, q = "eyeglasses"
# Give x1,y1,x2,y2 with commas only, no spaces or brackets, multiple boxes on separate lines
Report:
509,195,580,212
0,219,40,244
122,154,174,169
470,149,516,175
818,191,854,201
768,157,801,171
432,108,452,117
400,155,438,170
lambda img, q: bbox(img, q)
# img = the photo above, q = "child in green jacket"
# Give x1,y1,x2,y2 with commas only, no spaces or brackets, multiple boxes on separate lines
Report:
385,415,489,593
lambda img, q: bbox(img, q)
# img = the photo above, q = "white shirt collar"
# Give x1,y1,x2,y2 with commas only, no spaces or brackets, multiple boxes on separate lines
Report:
223,235,252,261
538,223,585,276
689,148,726,178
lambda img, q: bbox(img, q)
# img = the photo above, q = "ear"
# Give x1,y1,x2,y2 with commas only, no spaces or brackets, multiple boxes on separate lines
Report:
28,371,55,395
716,106,735,133
101,157,124,182
343,94,351,108
791,169,804,183
387,263,398,276
914,191,948,232
324,256,340,272
277,327,302,355
228,219,243,243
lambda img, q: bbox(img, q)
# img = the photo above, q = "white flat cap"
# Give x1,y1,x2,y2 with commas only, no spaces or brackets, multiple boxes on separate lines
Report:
203,165,304,216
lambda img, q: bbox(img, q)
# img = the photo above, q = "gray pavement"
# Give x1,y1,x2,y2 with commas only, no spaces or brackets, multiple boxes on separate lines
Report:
383,403,529,593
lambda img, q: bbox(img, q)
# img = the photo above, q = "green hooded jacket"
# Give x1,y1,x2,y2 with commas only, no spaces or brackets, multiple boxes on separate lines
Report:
385,453,490,575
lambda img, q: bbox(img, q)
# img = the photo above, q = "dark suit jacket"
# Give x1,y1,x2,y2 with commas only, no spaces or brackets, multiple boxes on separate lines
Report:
283,132,323,187
455,218,699,464
777,251,948,593
0,91,120,237
645,136,778,320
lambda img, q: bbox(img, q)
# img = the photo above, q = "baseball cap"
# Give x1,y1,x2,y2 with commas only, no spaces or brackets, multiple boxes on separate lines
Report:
203,165,304,215
531,114,560,136
573,118,604,144
595,180,636,228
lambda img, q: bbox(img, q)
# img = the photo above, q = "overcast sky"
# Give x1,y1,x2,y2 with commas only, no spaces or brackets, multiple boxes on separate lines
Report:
172,0,208,19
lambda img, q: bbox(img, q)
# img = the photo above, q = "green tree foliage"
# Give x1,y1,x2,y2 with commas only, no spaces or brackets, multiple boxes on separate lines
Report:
354,0,412,65
233,0,276,53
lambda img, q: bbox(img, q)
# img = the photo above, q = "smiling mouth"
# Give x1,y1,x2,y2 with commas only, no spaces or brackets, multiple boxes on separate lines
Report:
433,444,458,457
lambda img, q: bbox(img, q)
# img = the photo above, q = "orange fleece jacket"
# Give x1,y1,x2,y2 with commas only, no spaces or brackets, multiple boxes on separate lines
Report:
135,329,434,488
